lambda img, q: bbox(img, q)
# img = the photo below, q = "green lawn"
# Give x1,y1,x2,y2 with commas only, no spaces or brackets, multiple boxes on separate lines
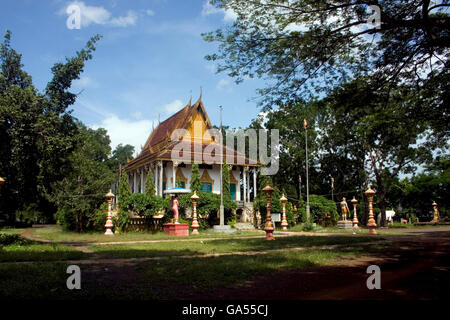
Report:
30,225,265,243
0,247,367,299
0,241,85,262
88,235,382,259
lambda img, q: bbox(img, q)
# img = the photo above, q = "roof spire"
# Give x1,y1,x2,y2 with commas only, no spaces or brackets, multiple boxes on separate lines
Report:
158,113,160,124
199,86,203,101
189,90,192,106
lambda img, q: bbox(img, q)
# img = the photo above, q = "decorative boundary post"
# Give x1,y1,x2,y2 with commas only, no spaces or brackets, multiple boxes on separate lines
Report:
365,186,377,235
351,196,359,230
262,184,275,240
105,190,115,236
280,194,288,230
191,192,200,235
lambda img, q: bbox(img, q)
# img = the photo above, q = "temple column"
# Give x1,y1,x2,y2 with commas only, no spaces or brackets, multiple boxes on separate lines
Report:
133,170,137,194
173,161,178,188
237,168,241,201
243,166,247,202
154,164,158,195
253,168,257,200
246,167,250,203
159,161,163,196
140,168,145,193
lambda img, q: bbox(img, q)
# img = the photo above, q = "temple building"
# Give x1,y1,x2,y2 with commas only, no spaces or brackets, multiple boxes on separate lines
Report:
123,96,260,223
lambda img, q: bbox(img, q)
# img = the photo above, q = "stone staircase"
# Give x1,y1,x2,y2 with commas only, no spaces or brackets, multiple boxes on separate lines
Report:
234,222,256,231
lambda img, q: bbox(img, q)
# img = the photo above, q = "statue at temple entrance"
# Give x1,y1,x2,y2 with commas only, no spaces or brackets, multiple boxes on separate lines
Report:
172,194,179,223
340,197,350,221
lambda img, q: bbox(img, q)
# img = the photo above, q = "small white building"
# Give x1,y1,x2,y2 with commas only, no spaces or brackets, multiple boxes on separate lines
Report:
124,96,260,223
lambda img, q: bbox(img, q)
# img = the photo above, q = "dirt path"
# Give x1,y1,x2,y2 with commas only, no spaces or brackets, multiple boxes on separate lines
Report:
186,229,450,300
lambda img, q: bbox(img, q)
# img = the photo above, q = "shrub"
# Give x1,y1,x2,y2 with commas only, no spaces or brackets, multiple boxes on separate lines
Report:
0,233,31,246
124,193,169,217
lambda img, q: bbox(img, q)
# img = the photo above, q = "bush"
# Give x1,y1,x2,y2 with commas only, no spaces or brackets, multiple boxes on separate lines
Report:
87,202,108,231
297,195,338,226
123,193,169,217
16,204,46,225
0,233,31,246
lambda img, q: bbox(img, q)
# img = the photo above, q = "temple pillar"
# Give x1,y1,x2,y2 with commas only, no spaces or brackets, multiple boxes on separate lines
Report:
140,168,145,193
173,161,178,188
243,166,247,202
154,164,158,195
237,168,241,201
253,168,257,200
246,167,250,203
133,170,137,194
159,161,163,196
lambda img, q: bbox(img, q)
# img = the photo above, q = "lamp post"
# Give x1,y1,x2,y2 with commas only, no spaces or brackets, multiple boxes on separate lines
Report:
191,192,200,235
351,196,359,230
280,194,288,230
105,190,115,236
432,201,439,222
262,184,275,240
365,186,377,235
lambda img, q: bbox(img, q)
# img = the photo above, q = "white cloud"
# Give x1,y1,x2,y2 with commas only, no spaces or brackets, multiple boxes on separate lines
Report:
146,9,155,16
72,76,99,89
201,1,237,22
91,115,155,151
163,99,184,114
63,1,138,28
216,78,232,91
110,10,137,27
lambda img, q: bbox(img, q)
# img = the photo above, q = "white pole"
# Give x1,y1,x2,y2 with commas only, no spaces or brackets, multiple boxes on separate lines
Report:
219,105,224,226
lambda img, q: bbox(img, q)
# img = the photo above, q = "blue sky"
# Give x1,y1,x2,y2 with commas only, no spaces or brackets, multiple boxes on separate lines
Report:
0,0,267,153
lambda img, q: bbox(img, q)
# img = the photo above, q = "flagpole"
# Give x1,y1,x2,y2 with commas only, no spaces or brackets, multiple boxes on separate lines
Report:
304,119,310,222
219,105,224,226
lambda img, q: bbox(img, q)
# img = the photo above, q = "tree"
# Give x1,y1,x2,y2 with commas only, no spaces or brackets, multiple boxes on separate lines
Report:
203,1,449,114
51,125,114,232
190,163,201,193
0,30,101,223
145,168,156,196
108,143,135,170
117,169,131,230
318,78,438,226
222,162,231,200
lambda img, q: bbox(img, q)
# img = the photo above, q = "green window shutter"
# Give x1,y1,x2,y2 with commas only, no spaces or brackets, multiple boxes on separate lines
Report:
201,182,212,193
230,183,236,200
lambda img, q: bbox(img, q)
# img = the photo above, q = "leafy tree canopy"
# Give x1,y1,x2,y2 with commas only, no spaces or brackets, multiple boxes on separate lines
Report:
203,0,449,114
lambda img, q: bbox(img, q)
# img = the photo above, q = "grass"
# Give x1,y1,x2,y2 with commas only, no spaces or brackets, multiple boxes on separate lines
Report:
30,225,264,243
0,247,364,299
0,227,28,235
0,243,84,262
88,235,382,259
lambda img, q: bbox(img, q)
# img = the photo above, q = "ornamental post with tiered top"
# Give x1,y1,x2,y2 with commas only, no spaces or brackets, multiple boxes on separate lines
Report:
105,190,115,236
262,184,275,240
280,194,288,230
191,192,200,235
365,186,377,235
351,196,359,230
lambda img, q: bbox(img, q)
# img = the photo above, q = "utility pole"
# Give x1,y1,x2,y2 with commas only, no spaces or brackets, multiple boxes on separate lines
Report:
298,175,302,201
331,177,334,203
219,105,224,226
304,119,310,221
